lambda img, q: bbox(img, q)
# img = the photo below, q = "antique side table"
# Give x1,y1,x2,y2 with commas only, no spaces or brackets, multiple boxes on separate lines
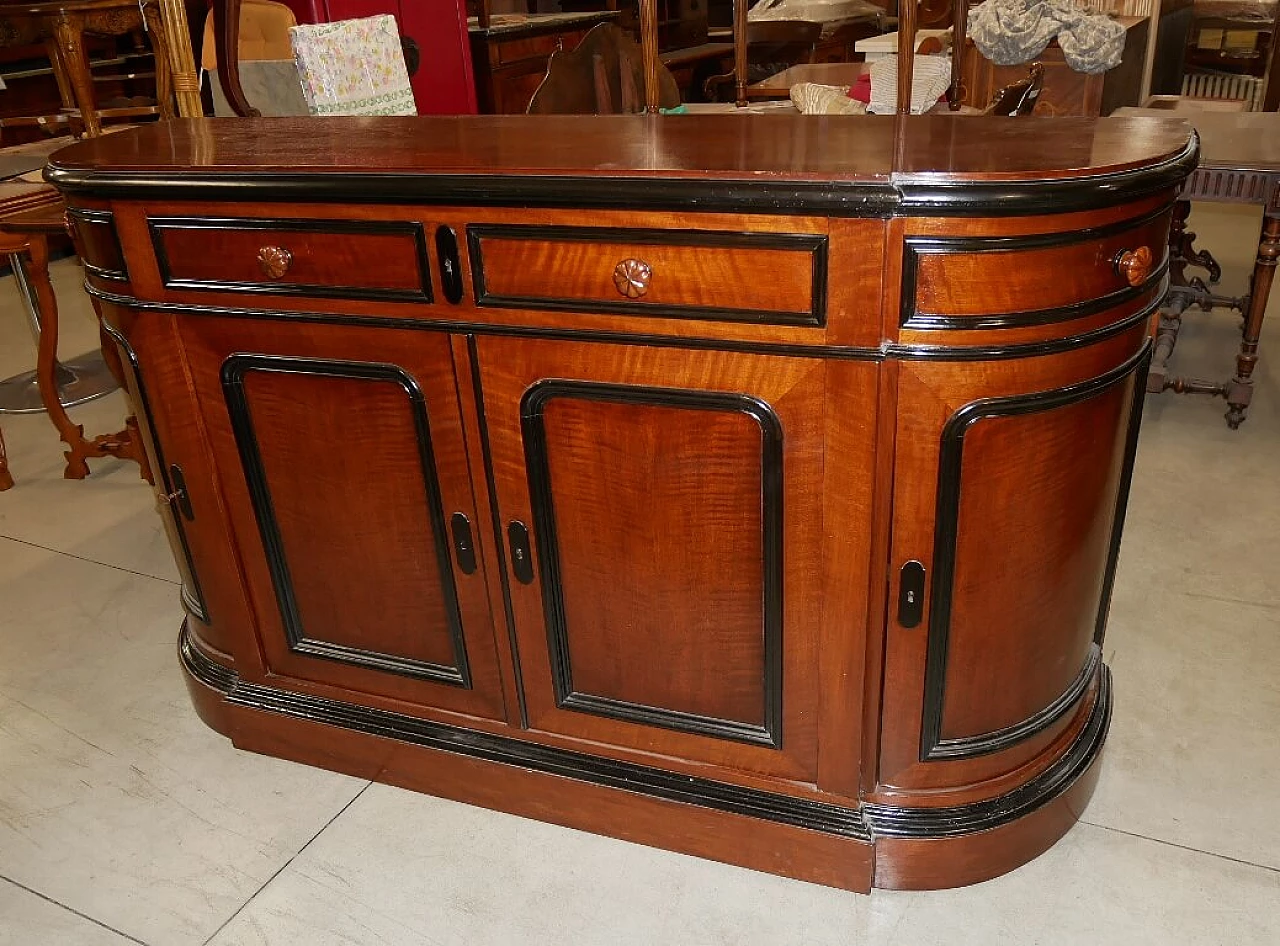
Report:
1116,108,1280,427
0,0,177,138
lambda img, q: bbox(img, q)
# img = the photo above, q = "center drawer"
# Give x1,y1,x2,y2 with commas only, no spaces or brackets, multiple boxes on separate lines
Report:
149,216,432,303
467,224,829,327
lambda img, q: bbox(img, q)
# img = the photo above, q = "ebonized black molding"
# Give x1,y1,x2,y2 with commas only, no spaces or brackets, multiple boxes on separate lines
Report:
148,216,433,303
220,354,472,687
66,207,129,282
178,624,869,842
99,320,210,624
1094,348,1152,645
180,620,1110,844
918,343,1150,763
899,203,1172,329
82,284,1161,364
894,134,1199,217
466,224,827,328
47,133,1196,217
466,336,530,729
520,380,785,749
866,667,1111,837
902,206,1171,328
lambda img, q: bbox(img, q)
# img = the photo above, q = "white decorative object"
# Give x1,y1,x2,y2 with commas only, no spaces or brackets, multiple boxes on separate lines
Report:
290,14,416,117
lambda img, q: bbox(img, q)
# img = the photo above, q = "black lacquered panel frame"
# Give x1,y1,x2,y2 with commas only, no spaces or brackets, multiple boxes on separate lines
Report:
900,204,1172,331
467,223,828,328
221,354,471,687
520,380,785,749
150,217,433,303
919,344,1151,762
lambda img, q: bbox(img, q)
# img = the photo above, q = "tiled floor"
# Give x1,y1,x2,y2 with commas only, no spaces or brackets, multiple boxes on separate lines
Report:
1,203,1278,946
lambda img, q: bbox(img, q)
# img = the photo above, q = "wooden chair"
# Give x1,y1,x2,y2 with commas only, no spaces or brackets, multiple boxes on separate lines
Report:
527,23,681,115
703,20,822,101
986,62,1044,116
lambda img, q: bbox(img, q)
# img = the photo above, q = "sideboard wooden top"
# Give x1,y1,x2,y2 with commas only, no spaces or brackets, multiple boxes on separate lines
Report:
46,116,1197,215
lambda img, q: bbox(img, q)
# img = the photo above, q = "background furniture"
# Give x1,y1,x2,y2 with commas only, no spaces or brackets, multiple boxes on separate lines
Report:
469,9,621,113
1117,107,1280,427
0,0,178,136
47,113,1194,893
526,22,681,113
0,201,150,477
0,134,116,414
960,16,1151,116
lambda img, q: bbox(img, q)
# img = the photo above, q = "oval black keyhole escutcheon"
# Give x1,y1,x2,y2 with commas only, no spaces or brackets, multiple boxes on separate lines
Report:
436,225,464,304
898,560,926,628
508,520,534,585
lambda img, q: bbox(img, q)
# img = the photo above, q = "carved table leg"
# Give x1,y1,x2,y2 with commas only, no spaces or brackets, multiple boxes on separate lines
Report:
27,233,93,477
1168,199,1222,285
0,423,13,490
50,14,101,138
141,3,176,120
1226,210,1280,428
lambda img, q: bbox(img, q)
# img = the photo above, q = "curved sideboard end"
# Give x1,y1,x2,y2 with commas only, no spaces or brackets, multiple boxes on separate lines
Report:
54,115,1194,894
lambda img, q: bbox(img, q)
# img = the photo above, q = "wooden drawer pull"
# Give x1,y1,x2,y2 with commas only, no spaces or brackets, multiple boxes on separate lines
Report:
1113,246,1152,287
612,257,652,299
257,245,293,279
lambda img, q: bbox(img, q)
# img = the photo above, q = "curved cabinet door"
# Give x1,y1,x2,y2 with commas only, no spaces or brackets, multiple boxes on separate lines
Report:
474,336,854,783
181,317,507,721
877,330,1149,792
97,306,260,663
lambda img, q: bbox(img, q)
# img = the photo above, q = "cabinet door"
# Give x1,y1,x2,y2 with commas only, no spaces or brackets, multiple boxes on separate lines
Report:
475,337,832,781
877,331,1149,791
182,318,506,720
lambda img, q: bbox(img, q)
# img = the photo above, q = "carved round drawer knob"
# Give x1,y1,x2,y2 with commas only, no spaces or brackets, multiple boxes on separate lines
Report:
612,258,652,299
257,245,293,280
1113,246,1152,287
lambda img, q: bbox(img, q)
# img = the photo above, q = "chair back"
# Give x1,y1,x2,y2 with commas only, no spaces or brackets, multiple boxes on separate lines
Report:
527,23,681,115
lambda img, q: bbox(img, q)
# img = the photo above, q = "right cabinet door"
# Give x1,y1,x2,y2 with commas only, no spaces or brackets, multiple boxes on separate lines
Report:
474,336,845,783
878,331,1149,791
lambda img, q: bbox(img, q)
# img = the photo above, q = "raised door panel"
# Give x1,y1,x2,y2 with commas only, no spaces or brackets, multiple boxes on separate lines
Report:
476,337,830,781
181,318,506,720
877,328,1150,792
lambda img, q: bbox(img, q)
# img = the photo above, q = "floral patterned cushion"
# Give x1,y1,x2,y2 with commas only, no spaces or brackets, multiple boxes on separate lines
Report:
289,14,416,117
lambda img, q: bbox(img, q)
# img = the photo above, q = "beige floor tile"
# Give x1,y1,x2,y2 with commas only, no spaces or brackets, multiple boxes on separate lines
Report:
0,259,174,580
1087,588,1280,869
0,879,139,946
0,537,368,946
204,783,908,946
877,823,1280,946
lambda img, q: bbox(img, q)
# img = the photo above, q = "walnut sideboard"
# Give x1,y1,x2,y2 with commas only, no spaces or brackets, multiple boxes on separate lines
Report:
47,115,1197,892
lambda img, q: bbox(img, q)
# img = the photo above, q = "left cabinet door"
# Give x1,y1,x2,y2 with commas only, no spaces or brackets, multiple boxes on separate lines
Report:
181,317,508,721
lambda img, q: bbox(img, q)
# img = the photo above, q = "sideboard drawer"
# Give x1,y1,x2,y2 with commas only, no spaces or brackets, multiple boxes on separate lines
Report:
468,224,828,327
149,217,432,303
902,211,1170,330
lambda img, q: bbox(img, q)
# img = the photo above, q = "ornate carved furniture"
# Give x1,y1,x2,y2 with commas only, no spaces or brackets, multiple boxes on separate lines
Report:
0,201,150,478
0,0,179,137
1117,107,1279,427
47,113,1195,891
